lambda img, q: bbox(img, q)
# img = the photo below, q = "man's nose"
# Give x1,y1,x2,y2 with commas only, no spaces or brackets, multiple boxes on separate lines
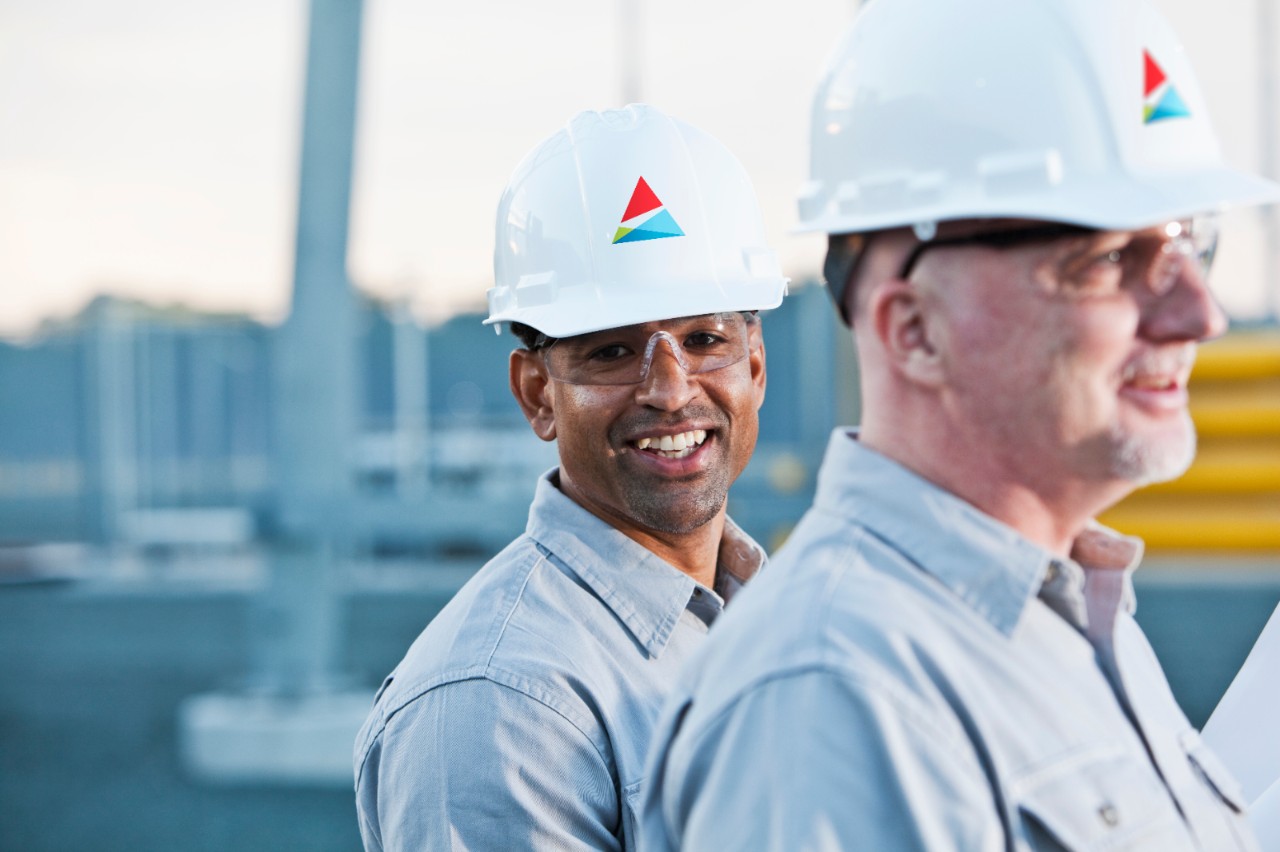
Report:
634,334,696,410
1141,258,1228,343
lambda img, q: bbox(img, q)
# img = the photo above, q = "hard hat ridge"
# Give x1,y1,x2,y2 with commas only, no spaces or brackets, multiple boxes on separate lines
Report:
487,104,788,339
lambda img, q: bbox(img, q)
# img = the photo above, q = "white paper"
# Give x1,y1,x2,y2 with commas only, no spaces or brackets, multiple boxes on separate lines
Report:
1202,601,1280,804
1252,777,1280,852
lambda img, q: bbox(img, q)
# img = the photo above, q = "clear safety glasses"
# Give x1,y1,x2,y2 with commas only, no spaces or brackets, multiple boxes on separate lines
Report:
900,216,1220,299
540,312,754,386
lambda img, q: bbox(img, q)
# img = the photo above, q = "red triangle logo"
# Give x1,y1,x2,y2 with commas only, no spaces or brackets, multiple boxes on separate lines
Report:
1144,50,1167,97
621,177,663,222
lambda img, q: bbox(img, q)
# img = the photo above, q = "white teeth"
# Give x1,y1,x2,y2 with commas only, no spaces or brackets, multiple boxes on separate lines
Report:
633,430,709,458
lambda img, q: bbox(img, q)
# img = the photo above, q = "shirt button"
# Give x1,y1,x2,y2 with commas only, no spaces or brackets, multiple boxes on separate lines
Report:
1098,804,1120,827
692,588,703,597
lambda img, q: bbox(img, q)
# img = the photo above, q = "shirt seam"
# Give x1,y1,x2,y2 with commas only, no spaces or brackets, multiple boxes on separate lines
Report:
365,670,614,784
484,545,544,670
484,666,614,769
355,676,617,849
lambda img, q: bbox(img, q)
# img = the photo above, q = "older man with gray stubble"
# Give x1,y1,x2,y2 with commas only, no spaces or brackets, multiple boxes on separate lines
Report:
641,0,1279,848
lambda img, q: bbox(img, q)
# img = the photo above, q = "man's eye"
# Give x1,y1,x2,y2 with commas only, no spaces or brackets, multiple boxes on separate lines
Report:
1086,248,1126,273
1050,236,1127,296
588,343,632,362
684,332,726,349
1063,251,1124,294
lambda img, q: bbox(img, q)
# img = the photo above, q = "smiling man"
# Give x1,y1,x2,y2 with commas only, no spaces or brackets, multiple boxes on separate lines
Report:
352,104,786,851
642,0,1280,849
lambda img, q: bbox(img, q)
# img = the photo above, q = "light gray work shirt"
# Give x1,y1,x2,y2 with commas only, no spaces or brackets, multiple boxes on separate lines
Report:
642,430,1256,851
354,469,764,852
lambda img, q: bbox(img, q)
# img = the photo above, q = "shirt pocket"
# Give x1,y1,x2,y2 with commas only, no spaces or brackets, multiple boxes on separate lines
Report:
621,778,644,852
1179,729,1249,814
1012,747,1197,851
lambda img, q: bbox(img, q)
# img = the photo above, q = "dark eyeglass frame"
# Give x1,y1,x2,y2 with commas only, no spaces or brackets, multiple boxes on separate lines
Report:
822,225,1099,323
898,223,1097,281
824,219,1218,323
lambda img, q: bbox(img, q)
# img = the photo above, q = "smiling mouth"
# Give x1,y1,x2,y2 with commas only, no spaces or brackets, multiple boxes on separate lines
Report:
1126,375,1179,391
632,429,708,460
1120,349,1193,395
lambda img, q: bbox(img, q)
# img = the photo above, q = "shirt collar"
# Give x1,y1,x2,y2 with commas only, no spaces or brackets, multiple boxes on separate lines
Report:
524,469,764,658
1042,522,1143,636
714,514,767,599
813,429,1140,636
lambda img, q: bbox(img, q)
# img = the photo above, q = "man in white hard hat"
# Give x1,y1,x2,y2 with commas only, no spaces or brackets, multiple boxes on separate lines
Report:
353,104,786,851
642,0,1278,848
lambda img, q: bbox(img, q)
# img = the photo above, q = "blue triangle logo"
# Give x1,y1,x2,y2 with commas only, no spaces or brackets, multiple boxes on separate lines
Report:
636,208,684,237
1147,86,1191,123
614,208,686,243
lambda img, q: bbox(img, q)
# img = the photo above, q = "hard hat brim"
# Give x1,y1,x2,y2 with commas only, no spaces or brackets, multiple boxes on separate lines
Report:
795,166,1280,235
485,276,789,340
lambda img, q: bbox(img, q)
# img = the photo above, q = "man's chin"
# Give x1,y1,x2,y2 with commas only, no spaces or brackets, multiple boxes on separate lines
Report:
623,490,728,536
1107,415,1197,487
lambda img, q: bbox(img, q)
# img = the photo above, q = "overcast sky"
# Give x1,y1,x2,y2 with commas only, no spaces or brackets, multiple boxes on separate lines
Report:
1,0,1276,338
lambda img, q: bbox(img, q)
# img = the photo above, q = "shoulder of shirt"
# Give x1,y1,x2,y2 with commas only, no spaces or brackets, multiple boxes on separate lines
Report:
359,533,613,745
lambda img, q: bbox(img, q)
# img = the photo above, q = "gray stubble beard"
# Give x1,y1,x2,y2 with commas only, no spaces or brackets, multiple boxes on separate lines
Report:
1107,411,1198,488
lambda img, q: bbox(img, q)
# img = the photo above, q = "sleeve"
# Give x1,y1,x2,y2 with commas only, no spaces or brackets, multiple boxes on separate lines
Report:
356,677,621,852
651,668,1006,852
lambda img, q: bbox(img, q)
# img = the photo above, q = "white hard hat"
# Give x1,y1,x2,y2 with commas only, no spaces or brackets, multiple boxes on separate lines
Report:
487,104,788,339
797,0,1280,235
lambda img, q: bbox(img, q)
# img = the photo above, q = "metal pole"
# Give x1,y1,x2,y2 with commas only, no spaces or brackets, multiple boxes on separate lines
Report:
179,0,371,788
268,0,366,695
273,0,364,541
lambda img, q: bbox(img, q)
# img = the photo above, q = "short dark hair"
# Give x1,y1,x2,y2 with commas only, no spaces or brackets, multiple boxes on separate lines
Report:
509,322,554,351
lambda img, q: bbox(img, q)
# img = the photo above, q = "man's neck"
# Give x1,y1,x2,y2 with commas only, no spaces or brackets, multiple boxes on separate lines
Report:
860,425,1130,558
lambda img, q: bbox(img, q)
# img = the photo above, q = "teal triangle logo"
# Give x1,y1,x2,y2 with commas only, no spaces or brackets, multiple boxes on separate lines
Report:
612,177,685,244
1147,86,1190,123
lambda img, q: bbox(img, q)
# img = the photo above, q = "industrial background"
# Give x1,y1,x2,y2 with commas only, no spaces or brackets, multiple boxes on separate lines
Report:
2,0,1279,850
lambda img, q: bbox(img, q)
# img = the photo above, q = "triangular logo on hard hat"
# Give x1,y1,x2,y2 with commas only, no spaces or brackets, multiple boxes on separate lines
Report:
1143,50,1191,124
612,177,685,244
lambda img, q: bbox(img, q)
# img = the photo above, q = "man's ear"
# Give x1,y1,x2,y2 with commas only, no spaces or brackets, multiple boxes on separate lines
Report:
864,279,945,388
748,322,767,410
510,349,557,441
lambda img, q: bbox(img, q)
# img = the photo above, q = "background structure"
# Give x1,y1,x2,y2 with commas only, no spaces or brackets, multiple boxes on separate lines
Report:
1,2,1278,850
